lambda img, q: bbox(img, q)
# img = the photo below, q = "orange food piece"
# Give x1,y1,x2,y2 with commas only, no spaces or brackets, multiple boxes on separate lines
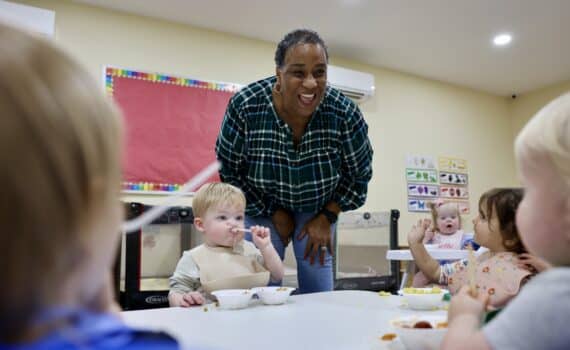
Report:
380,333,397,341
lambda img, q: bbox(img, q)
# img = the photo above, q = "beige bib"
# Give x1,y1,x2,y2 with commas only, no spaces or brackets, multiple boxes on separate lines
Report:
191,241,270,294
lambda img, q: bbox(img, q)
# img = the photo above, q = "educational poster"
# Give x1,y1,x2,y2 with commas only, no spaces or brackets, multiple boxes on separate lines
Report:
439,171,468,185
408,198,430,212
406,169,438,184
439,156,468,174
406,154,470,214
440,185,469,199
406,154,436,170
407,184,439,198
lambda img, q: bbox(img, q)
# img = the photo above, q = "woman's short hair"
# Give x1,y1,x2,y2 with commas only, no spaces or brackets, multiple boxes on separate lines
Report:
274,29,329,68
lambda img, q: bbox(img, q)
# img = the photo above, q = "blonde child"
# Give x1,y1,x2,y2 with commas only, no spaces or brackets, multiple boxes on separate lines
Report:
412,200,478,286
443,93,570,349
0,23,177,348
408,188,533,308
169,183,284,307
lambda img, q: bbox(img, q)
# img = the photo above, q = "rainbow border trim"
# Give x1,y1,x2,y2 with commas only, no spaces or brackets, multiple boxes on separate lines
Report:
105,67,242,97
107,66,238,193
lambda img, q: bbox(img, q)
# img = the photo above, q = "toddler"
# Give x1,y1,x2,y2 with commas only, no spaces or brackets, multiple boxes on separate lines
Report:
412,200,477,287
443,92,570,349
0,23,177,348
169,183,284,306
408,188,533,308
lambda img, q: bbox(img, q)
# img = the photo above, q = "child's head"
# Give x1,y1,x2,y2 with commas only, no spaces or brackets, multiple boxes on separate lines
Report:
473,188,525,254
515,92,570,266
429,201,461,235
192,183,247,247
0,24,123,339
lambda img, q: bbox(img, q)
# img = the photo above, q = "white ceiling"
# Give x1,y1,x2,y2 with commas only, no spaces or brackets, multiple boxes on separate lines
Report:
74,0,570,96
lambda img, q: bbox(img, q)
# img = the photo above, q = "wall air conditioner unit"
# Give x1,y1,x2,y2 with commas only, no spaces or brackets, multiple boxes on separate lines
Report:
328,65,375,104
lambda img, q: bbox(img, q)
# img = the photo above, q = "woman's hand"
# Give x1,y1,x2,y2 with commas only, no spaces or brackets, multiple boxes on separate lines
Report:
298,214,333,266
251,225,272,250
408,219,431,245
271,208,295,246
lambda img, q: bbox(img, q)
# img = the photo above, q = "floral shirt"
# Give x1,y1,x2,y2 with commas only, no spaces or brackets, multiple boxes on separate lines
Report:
440,251,532,307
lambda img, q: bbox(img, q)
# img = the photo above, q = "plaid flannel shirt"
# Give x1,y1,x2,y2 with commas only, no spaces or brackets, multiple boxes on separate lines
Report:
215,76,373,217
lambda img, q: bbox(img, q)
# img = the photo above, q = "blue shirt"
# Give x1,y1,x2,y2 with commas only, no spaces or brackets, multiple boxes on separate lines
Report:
0,310,179,350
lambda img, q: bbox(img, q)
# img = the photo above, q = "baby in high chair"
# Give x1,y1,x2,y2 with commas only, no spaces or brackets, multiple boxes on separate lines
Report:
412,200,478,287
169,182,284,307
409,188,534,308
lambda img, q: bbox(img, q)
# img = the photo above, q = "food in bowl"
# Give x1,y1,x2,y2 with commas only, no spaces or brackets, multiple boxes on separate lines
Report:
211,289,253,309
252,286,295,305
400,287,447,310
391,315,448,350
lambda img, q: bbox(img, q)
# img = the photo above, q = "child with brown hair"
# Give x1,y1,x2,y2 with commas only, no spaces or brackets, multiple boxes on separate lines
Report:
169,183,284,307
442,93,570,349
408,188,533,307
0,23,177,348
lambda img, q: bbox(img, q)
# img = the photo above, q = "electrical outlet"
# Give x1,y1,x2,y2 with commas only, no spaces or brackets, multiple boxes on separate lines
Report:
337,211,390,229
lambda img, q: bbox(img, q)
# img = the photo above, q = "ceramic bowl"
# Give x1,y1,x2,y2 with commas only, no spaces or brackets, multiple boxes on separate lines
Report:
211,289,253,309
251,286,295,305
399,287,447,310
391,315,448,350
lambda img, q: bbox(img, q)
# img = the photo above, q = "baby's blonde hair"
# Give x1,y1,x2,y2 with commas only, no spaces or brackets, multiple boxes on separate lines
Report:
0,24,123,338
515,92,570,191
192,182,246,218
428,201,462,231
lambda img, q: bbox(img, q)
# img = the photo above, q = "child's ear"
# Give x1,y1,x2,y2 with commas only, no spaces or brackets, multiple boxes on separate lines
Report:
194,217,205,232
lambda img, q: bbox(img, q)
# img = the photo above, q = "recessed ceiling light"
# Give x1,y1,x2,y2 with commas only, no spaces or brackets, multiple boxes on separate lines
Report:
493,33,512,46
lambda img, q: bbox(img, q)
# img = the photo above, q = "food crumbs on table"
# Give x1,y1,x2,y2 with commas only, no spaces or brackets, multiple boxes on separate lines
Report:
380,333,397,341
378,291,391,296
203,307,208,312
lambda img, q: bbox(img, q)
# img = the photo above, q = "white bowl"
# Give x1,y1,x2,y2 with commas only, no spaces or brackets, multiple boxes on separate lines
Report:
400,287,447,310
391,315,448,350
211,289,253,309
251,286,295,305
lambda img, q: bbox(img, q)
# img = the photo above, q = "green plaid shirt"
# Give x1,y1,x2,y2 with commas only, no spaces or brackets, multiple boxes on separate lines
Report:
215,76,373,217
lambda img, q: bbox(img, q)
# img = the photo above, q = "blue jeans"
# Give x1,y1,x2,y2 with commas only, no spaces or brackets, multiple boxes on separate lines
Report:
245,212,335,294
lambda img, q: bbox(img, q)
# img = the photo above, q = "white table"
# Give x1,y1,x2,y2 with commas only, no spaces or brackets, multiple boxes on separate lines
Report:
386,249,469,290
122,290,446,350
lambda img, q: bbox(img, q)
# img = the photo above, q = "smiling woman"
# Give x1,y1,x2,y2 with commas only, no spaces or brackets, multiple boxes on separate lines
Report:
215,29,374,294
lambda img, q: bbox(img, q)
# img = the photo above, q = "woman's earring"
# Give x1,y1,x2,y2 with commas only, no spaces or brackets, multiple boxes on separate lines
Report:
274,82,281,93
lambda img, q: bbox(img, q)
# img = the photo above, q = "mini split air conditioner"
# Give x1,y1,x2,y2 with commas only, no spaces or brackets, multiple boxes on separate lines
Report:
328,65,375,103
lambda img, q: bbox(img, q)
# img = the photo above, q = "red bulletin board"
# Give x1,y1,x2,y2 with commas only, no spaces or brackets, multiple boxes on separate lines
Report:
105,67,241,189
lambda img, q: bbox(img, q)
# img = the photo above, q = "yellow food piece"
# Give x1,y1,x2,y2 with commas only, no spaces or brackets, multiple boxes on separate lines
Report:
378,291,391,297
380,333,397,341
402,287,442,294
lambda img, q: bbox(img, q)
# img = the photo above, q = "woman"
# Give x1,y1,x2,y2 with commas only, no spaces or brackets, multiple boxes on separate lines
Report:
215,29,373,293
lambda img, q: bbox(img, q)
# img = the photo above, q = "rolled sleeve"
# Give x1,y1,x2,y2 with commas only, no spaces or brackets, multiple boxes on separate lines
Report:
333,106,373,211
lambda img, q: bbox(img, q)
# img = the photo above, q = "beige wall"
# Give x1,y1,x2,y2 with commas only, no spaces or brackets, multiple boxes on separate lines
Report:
511,80,570,147
16,0,521,246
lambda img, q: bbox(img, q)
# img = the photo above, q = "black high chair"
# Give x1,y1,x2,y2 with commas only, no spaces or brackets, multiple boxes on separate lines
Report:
113,202,193,310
